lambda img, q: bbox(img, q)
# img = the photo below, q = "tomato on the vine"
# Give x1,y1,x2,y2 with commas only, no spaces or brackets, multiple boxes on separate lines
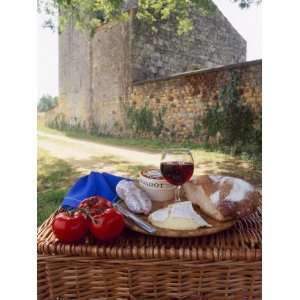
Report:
79,196,112,216
89,208,125,241
52,211,88,243
52,196,125,243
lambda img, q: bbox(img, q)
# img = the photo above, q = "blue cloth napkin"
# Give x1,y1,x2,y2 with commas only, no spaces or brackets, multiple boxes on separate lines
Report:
62,171,126,209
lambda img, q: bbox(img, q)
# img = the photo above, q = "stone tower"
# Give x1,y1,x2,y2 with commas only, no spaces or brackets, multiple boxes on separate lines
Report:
57,4,246,134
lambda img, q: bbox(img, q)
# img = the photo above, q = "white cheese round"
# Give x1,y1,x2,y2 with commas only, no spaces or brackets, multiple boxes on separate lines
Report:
148,201,211,230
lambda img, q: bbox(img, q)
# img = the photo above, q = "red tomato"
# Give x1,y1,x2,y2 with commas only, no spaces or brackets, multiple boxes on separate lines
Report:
79,196,112,216
90,208,125,241
52,211,88,243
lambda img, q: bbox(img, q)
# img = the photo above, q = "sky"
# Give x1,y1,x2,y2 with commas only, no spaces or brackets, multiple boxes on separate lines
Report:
37,1,262,99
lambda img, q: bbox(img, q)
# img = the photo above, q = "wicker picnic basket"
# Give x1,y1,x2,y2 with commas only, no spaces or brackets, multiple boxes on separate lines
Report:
37,206,261,300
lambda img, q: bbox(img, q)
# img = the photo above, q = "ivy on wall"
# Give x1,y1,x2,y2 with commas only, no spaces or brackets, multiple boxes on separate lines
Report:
194,71,261,159
45,70,261,165
125,104,167,137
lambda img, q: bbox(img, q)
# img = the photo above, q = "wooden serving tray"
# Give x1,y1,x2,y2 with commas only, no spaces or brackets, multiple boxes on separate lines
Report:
119,198,236,238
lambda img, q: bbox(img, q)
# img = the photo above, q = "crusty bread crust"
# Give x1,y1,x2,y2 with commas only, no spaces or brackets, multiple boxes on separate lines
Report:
183,175,260,221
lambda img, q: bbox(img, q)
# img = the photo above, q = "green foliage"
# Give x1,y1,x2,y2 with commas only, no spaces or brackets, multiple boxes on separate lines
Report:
234,0,261,9
47,112,68,130
136,0,216,35
153,106,167,136
194,71,261,162
38,0,261,35
37,94,58,112
126,105,153,133
193,119,203,137
202,102,223,137
216,72,255,146
46,113,87,132
126,104,166,137
38,0,217,35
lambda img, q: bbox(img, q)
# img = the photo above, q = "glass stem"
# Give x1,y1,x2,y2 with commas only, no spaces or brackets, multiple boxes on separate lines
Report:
175,185,181,202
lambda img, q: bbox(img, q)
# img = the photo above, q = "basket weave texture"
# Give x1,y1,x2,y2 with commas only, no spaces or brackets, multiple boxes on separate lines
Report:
38,207,261,300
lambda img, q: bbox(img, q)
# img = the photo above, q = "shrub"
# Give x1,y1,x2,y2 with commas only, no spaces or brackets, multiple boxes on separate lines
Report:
47,112,68,130
37,94,58,112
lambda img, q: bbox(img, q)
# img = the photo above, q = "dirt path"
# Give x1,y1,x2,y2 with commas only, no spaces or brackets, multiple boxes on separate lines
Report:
38,131,161,166
37,131,261,188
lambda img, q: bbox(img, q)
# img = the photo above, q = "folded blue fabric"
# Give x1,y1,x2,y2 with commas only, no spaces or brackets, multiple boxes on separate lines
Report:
62,171,126,209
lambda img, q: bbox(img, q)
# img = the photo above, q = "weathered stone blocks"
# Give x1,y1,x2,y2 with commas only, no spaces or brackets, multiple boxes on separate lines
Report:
129,60,262,142
53,5,252,141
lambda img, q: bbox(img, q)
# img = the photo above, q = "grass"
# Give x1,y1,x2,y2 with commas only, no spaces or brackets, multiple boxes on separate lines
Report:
38,119,192,153
37,147,261,226
37,116,261,225
37,151,153,226
38,115,261,168
37,148,80,226
95,155,156,178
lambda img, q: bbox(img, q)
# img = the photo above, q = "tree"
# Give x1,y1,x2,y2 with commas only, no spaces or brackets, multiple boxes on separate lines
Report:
38,0,261,36
37,94,58,112
234,0,262,9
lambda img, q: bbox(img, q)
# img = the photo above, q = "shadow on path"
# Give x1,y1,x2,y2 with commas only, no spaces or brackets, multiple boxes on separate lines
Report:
64,155,261,188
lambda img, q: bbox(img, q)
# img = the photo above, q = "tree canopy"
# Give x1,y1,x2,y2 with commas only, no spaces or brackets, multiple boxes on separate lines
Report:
37,94,58,112
38,0,261,35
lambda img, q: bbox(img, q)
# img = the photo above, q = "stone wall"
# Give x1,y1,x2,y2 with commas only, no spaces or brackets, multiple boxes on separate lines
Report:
52,6,248,137
52,18,132,134
131,7,246,81
128,60,261,142
90,19,132,135
58,20,92,129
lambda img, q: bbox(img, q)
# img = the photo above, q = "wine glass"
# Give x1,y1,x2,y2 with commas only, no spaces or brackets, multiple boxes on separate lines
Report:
160,149,194,202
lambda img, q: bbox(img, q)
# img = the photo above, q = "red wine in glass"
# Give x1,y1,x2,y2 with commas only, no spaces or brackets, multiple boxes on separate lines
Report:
160,149,194,202
160,161,194,186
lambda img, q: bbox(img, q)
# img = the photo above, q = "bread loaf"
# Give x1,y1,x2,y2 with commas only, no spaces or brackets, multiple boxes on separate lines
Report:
183,175,260,221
